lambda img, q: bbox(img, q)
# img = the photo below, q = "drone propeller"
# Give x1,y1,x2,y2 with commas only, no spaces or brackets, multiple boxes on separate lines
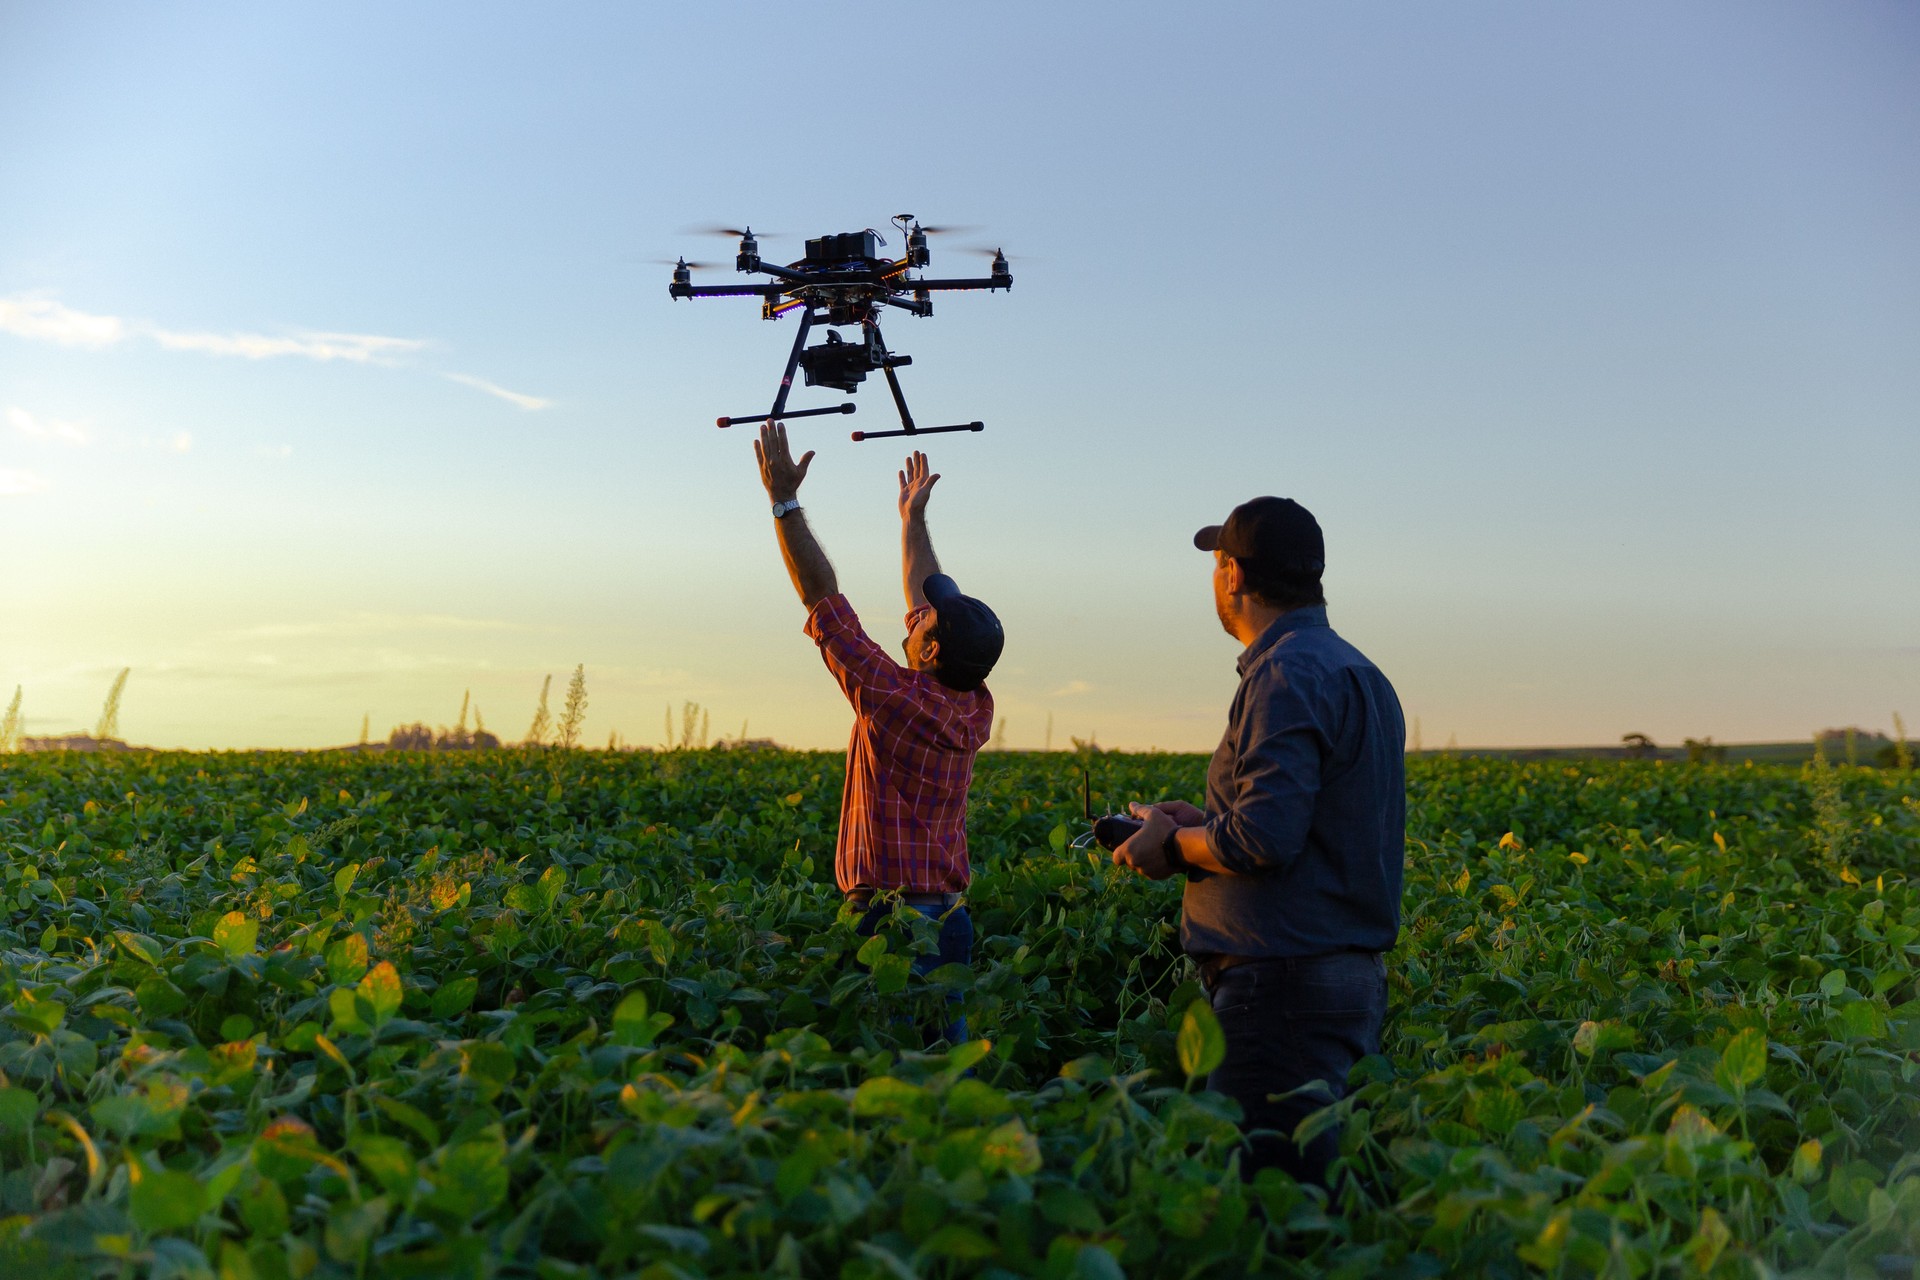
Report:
682,224,781,240
914,224,979,237
649,257,719,270
958,246,1032,262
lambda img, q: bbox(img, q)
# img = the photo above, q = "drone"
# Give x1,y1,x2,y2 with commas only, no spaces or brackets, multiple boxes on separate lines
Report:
668,214,1011,442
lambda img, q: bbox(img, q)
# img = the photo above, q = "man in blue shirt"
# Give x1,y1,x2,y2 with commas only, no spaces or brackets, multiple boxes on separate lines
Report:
1115,496,1405,1187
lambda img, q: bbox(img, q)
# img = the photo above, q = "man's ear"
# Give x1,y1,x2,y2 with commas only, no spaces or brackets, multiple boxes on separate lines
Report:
921,635,940,666
1220,555,1247,597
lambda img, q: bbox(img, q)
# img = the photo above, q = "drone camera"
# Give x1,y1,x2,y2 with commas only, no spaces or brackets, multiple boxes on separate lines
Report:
798,330,886,392
804,231,883,265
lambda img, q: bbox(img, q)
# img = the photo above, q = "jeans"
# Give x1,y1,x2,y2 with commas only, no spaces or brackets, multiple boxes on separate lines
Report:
1205,950,1387,1187
854,901,972,1047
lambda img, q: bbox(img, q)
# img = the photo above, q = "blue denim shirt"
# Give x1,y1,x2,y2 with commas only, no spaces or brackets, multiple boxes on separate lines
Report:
1185,606,1406,960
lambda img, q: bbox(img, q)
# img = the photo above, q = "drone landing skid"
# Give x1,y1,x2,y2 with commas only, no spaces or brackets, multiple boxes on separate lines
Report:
851,423,983,441
715,404,853,429
712,306,984,443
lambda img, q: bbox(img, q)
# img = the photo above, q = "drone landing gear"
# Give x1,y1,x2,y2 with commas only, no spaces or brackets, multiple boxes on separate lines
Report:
713,308,984,441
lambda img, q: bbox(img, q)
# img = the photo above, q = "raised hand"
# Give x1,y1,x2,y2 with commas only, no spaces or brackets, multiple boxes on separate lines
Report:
755,420,815,503
898,450,940,520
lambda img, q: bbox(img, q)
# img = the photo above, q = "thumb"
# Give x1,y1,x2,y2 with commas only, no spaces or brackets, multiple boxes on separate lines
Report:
796,450,816,477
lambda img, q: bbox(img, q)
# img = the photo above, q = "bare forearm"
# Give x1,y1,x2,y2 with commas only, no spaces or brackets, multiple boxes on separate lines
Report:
774,512,837,608
1175,824,1236,877
902,513,942,608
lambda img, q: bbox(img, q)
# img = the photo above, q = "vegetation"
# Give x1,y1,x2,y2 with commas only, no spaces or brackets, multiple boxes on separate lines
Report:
0,751,1914,1278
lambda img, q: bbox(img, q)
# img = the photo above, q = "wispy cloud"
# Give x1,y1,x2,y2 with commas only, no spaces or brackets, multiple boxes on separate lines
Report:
0,294,126,347
7,405,90,445
150,327,426,364
1051,679,1095,697
442,372,551,411
0,292,544,406
0,467,51,497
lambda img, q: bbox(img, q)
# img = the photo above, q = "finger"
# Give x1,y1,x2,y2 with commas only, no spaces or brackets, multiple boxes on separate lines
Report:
796,450,815,479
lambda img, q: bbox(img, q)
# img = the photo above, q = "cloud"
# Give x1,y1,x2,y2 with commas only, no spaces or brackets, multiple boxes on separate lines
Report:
7,405,90,445
1050,679,1095,697
442,372,551,411
0,294,126,347
150,328,425,364
0,468,51,496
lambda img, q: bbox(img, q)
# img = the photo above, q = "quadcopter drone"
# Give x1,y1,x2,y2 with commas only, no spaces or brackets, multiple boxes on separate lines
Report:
668,214,1011,442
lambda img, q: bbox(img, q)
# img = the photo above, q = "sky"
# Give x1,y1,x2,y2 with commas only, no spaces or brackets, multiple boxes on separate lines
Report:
2,2,1916,752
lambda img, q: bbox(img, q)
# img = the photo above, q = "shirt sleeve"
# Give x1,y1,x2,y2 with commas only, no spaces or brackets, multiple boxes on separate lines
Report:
1204,665,1324,875
804,594,909,714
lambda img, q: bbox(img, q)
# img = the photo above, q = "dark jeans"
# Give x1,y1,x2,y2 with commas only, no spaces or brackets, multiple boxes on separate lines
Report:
1205,950,1386,1187
854,901,972,1046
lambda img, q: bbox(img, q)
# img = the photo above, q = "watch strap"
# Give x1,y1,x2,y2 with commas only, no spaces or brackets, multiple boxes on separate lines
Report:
771,499,801,519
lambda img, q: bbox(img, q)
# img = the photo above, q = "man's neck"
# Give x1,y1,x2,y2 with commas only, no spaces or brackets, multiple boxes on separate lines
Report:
1232,600,1289,648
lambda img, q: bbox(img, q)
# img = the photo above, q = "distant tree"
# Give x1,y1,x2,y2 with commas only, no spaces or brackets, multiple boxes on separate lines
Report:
1895,713,1912,771
96,668,130,742
1683,736,1727,764
559,665,588,749
358,713,370,746
388,723,434,750
0,686,20,753
1621,733,1657,760
526,675,553,746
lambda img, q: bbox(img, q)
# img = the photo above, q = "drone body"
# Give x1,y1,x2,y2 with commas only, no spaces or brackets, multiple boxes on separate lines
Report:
668,215,1011,441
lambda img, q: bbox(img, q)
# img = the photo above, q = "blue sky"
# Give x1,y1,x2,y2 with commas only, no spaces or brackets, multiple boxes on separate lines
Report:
2,2,1915,750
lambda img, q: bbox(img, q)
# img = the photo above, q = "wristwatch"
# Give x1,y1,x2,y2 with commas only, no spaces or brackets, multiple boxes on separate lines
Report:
1162,828,1189,873
771,499,801,519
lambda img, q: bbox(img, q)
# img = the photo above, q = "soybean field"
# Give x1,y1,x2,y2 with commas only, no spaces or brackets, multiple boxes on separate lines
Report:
0,749,1916,1279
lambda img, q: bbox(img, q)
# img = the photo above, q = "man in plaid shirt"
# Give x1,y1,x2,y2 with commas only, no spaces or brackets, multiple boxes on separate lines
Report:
754,422,1003,1040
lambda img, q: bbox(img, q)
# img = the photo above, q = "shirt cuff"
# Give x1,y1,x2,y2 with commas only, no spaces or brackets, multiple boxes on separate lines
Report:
804,593,857,642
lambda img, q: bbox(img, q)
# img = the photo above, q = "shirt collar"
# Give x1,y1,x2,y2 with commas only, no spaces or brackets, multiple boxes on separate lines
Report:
1237,605,1328,675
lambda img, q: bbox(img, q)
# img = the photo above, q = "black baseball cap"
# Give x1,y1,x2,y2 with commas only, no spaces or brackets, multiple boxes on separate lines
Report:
923,573,1004,684
1193,497,1325,574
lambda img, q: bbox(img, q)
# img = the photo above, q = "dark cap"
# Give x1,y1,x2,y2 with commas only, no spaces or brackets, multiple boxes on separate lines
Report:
1193,497,1325,574
923,573,1004,684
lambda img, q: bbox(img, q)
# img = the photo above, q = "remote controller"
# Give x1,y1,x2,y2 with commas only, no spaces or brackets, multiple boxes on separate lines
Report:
1092,814,1144,851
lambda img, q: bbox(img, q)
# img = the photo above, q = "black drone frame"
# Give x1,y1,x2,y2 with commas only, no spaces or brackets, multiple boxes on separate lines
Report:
668,220,1010,442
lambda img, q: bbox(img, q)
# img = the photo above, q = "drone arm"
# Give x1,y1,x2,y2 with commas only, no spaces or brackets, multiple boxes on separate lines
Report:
752,262,811,283
670,283,783,298
881,295,931,316
909,276,1011,292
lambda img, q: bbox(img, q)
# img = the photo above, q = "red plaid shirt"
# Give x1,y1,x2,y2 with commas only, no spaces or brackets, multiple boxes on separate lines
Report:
805,594,994,893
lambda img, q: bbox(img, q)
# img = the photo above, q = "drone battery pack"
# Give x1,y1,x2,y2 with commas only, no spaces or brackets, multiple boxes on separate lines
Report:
805,231,883,265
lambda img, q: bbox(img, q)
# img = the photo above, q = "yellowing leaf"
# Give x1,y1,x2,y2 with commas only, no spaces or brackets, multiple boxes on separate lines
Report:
1567,851,1589,865
1497,832,1521,851
1175,999,1226,1080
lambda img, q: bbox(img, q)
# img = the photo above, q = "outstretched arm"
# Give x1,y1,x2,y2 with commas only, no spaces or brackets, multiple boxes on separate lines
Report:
755,421,837,609
898,450,943,609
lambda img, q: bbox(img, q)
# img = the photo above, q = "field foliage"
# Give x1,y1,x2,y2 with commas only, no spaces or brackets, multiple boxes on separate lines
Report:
0,750,1916,1279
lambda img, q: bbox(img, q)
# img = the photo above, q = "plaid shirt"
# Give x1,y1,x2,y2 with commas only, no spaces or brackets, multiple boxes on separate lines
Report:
805,594,993,894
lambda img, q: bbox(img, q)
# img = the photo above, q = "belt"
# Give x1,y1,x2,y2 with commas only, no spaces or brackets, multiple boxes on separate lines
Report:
1198,954,1265,988
1197,950,1381,989
845,889,961,910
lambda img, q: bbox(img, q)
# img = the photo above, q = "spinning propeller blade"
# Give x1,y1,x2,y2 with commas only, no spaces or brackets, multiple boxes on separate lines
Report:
681,224,782,240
